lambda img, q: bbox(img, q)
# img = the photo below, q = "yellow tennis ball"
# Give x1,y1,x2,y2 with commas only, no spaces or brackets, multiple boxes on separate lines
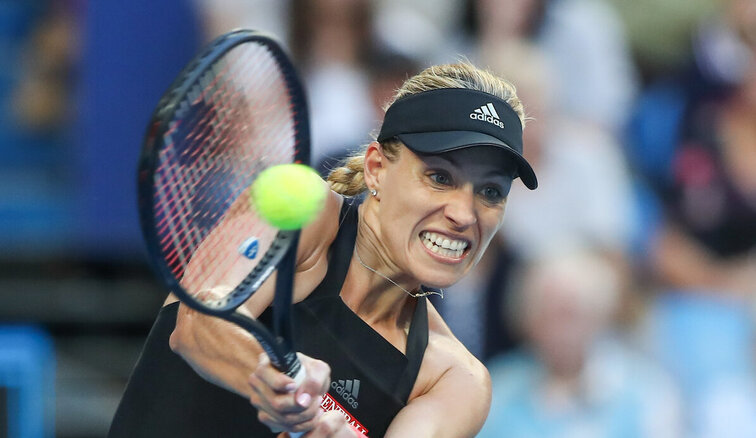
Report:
249,163,327,230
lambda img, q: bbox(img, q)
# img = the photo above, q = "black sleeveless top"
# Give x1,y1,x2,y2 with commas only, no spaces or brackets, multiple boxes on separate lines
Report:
109,199,429,437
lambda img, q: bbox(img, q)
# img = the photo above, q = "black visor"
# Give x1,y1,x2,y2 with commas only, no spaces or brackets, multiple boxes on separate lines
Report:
377,88,537,189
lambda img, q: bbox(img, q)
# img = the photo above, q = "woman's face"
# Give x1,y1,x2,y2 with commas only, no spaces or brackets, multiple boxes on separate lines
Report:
373,145,515,288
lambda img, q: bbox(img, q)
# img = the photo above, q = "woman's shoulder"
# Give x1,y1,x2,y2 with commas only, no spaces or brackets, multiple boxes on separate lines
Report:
411,301,490,400
297,190,344,263
291,190,346,301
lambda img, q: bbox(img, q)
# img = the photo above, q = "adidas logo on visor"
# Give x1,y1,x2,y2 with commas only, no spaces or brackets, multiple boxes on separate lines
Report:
470,103,505,129
331,379,360,409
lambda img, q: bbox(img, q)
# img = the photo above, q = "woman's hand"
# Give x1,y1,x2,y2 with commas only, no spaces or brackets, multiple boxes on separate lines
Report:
249,353,331,434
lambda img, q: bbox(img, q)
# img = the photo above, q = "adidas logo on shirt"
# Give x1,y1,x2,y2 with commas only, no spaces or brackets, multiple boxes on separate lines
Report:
470,103,505,129
331,378,360,409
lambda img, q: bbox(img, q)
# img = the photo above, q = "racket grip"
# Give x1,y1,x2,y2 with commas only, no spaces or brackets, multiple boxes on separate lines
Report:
286,359,308,438
289,359,307,387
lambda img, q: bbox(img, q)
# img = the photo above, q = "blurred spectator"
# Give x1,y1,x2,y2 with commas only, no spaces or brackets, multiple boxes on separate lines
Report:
537,0,638,134
195,0,289,45
478,249,683,438
365,49,421,122
608,0,718,82
0,0,78,254
641,293,756,438
288,0,376,167
372,0,464,65
627,0,756,298
466,0,638,134
11,0,76,133
488,42,636,261
627,0,756,311
626,1,756,435
314,48,421,176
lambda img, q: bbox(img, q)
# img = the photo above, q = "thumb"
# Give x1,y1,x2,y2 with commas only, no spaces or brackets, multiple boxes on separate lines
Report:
294,354,330,408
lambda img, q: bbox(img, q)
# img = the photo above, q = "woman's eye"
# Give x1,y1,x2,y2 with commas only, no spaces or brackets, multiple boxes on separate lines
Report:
429,172,452,186
480,186,504,203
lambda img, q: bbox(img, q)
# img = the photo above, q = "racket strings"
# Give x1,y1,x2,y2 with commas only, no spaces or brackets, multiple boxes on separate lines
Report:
160,52,257,264
184,46,291,294
153,42,300,303
163,77,259,283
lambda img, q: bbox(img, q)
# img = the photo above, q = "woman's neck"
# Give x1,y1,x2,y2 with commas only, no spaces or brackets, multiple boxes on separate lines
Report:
343,247,417,325
340,204,419,328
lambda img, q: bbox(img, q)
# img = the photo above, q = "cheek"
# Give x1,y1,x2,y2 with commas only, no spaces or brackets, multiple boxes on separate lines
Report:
383,176,436,221
376,187,425,248
473,210,506,254
481,208,507,239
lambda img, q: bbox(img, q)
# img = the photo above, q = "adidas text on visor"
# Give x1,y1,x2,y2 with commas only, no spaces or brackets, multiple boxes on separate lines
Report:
377,88,538,189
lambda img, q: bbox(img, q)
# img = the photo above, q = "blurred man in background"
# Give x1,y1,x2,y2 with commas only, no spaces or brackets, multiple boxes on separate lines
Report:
479,248,682,438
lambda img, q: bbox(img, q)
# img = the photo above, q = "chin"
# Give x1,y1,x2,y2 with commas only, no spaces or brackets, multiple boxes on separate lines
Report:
416,270,463,290
412,247,474,288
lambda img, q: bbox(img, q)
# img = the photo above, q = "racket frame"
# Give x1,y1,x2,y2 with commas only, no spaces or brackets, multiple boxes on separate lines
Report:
137,29,310,378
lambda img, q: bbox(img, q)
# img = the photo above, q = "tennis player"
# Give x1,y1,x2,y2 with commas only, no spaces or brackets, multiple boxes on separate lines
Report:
110,62,537,437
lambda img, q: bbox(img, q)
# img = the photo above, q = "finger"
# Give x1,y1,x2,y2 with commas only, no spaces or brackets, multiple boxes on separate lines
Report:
249,373,304,416
262,394,323,428
255,354,299,393
258,403,323,435
284,404,325,434
278,395,324,430
257,410,286,433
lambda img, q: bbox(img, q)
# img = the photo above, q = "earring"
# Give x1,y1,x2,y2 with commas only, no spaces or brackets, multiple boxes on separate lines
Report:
370,189,377,197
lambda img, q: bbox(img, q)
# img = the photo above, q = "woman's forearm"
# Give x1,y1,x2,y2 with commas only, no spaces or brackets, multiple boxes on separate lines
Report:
169,302,264,397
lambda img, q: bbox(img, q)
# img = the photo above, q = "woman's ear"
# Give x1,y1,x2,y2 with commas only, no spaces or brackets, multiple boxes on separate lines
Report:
363,141,384,199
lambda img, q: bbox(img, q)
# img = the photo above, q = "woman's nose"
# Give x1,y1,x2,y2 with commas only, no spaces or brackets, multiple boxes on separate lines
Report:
443,187,477,229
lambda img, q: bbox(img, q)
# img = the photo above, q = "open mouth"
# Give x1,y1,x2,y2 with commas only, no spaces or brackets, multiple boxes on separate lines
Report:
420,231,469,259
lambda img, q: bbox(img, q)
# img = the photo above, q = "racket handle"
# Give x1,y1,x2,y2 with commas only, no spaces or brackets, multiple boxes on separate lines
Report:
289,359,307,387
285,358,307,438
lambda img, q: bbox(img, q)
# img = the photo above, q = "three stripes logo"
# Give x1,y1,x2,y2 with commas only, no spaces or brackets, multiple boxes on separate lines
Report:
331,378,360,409
470,103,505,129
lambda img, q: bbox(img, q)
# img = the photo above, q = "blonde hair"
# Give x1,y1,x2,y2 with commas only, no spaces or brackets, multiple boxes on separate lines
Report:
326,62,525,196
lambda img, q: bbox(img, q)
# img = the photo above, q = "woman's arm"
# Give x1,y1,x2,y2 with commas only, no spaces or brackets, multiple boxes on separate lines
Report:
169,286,274,396
381,299,492,437
385,355,492,438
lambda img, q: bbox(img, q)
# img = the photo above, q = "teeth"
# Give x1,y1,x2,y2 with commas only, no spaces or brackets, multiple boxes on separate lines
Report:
440,248,462,257
420,232,468,257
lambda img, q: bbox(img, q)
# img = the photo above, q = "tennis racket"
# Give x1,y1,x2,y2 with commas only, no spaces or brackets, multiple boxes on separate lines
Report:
137,29,311,417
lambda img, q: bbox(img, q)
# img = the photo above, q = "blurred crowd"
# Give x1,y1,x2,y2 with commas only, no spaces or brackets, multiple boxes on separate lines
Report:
1,0,755,437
